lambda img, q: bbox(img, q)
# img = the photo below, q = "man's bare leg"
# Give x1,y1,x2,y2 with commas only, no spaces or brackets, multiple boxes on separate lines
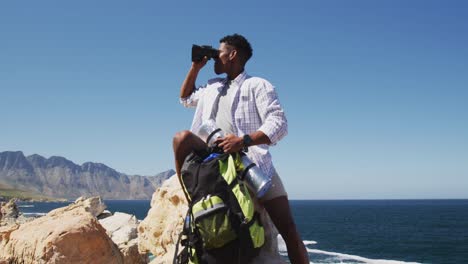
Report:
262,196,309,264
172,130,208,176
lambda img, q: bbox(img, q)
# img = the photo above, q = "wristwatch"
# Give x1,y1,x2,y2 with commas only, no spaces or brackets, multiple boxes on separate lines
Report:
242,134,253,152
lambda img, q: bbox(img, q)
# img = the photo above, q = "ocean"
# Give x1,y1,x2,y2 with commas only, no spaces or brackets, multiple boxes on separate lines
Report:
17,199,468,264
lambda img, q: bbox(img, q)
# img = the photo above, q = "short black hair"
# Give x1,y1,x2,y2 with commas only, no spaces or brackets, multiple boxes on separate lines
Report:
220,34,253,64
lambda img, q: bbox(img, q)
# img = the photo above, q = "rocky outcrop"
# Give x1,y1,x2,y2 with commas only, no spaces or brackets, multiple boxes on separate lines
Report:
0,200,124,263
69,196,107,217
100,212,138,245
0,151,174,200
0,199,31,226
138,175,285,264
100,212,148,264
0,199,18,219
138,175,187,264
0,196,153,263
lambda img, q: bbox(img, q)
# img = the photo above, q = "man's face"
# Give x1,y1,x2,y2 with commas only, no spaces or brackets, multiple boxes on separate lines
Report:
214,43,234,75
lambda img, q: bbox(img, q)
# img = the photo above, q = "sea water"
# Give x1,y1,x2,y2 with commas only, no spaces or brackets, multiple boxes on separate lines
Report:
17,199,468,264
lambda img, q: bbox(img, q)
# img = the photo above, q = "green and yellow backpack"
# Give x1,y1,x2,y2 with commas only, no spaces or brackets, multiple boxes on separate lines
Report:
174,152,265,264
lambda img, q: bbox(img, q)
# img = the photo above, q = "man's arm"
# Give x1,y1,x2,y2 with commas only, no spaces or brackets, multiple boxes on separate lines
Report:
216,79,287,153
180,57,208,107
254,80,288,145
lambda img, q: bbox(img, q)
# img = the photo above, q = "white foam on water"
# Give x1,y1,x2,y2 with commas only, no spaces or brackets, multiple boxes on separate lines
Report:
22,212,46,216
305,248,421,264
277,235,317,251
304,240,318,246
277,235,287,251
18,205,34,208
277,235,421,264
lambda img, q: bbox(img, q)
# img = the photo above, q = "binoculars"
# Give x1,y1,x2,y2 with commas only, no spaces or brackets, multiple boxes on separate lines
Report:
192,45,219,62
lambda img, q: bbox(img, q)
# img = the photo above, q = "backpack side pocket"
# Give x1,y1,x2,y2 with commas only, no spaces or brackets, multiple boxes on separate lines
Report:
192,195,237,249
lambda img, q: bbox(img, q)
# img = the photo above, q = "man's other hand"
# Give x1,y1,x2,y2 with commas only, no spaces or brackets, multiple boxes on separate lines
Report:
215,134,243,153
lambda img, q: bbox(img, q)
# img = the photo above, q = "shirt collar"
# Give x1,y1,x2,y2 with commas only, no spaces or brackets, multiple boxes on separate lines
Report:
225,71,248,87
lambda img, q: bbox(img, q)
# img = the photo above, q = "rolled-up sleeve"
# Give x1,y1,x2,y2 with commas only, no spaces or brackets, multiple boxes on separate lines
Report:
180,85,205,108
180,78,225,108
255,81,288,145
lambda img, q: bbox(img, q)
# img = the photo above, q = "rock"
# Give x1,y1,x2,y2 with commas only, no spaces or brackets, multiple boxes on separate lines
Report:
0,199,19,225
43,196,105,219
121,238,149,264
138,174,285,264
0,199,33,227
0,206,123,263
138,176,188,263
0,196,152,263
72,196,107,217
99,212,148,264
138,175,188,264
99,212,138,244
97,210,113,220
0,199,19,218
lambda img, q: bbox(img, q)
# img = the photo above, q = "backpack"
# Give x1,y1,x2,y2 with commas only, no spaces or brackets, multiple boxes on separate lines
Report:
173,151,265,264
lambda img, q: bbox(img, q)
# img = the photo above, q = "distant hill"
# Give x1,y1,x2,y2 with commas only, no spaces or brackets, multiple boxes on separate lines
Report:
0,182,63,202
0,151,175,200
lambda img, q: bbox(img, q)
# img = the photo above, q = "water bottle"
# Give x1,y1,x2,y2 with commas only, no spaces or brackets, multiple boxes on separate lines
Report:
240,155,272,198
196,119,225,147
195,120,272,198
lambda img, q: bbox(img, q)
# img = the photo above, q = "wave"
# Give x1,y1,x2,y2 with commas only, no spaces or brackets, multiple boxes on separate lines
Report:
305,248,421,264
22,212,46,216
304,240,318,246
18,205,34,208
277,235,421,264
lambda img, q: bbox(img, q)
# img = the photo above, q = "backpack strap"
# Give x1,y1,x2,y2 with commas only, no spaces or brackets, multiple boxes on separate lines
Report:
173,208,190,264
238,163,256,181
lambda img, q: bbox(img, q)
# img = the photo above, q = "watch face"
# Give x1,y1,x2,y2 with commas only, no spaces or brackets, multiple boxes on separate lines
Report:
243,135,253,146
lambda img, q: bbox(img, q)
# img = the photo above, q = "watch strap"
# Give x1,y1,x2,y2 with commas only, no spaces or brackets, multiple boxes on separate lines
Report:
242,134,253,152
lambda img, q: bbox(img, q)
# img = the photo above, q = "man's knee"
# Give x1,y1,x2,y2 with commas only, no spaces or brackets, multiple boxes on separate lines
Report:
173,130,193,149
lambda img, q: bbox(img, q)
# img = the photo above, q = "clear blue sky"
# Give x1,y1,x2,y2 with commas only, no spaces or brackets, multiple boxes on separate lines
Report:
1,1,467,199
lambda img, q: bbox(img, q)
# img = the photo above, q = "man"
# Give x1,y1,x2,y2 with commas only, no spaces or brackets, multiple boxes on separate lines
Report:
173,34,309,264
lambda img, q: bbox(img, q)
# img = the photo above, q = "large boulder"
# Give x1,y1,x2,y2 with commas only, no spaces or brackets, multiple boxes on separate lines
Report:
138,174,285,264
0,205,123,263
138,175,187,264
99,212,148,264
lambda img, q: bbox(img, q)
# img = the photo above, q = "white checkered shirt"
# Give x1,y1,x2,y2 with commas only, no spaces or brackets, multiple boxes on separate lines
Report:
180,71,288,179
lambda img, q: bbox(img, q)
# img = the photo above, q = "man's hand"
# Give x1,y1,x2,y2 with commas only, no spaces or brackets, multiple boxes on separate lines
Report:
192,56,209,72
215,134,243,154
180,56,209,99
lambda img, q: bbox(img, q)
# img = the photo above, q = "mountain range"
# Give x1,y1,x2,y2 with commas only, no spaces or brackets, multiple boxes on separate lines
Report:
0,151,175,200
